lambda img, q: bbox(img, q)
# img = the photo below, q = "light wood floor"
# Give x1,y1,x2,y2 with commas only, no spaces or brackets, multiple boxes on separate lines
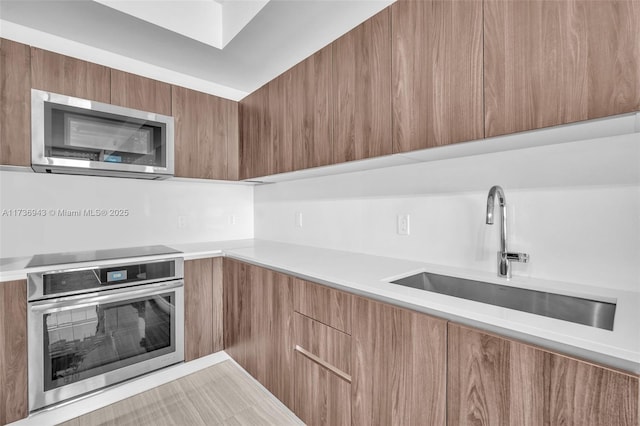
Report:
59,361,303,426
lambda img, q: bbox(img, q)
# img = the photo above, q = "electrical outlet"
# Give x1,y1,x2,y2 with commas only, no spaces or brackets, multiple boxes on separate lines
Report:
397,214,410,236
178,216,187,229
295,212,303,228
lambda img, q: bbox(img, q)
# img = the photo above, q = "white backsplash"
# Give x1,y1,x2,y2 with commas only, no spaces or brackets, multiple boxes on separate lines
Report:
0,171,254,258
255,134,640,293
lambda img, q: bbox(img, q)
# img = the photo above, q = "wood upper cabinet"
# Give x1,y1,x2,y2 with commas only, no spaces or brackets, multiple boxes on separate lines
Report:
239,84,271,179
223,259,294,409
484,0,640,137
31,47,110,103
290,46,333,170
269,72,294,175
448,323,639,426
332,8,392,163
0,280,28,425
0,39,31,167
173,86,239,180
110,70,171,116
391,0,484,153
351,296,447,425
184,258,223,362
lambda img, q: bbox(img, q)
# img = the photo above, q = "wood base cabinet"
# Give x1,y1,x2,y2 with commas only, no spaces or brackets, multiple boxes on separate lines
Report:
223,259,294,409
351,296,447,425
448,323,639,426
184,258,223,362
0,280,28,425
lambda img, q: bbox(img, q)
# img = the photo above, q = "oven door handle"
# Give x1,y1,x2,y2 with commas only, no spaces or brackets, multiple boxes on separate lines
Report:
29,280,183,312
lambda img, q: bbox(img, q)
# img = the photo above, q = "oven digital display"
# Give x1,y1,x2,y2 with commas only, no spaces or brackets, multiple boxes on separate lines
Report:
107,270,127,282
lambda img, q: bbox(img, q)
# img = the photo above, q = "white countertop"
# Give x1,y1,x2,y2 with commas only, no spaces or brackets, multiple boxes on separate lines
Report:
2,239,638,374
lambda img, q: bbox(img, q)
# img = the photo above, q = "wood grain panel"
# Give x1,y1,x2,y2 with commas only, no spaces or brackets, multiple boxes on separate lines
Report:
294,313,351,375
31,47,110,102
111,70,171,115
223,260,294,410
448,323,544,426
448,323,639,426
255,266,294,409
184,258,214,361
0,39,31,166
291,46,332,170
392,0,483,153
484,0,640,137
332,8,391,163
351,296,447,425
225,101,240,181
293,278,351,334
211,257,223,352
0,280,28,425
223,259,252,370
172,85,235,179
239,84,272,179
547,352,639,426
294,352,351,426
269,73,293,175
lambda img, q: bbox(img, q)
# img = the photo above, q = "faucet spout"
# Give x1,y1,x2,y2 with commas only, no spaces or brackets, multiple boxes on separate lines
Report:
486,185,507,253
485,185,528,278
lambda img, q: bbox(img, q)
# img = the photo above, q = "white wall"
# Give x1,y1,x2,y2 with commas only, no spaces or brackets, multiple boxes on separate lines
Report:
255,133,640,293
0,171,253,258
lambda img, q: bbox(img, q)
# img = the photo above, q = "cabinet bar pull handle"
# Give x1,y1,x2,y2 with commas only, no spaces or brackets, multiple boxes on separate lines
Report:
294,345,351,383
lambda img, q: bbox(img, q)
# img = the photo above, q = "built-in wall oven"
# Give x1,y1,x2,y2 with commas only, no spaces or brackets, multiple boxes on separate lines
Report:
27,257,184,412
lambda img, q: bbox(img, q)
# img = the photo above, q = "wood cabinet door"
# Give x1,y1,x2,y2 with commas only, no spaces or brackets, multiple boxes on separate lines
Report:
184,258,223,361
173,86,238,180
332,8,392,164
0,280,28,425
448,323,639,426
239,84,272,179
0,39,31,167
269,73,294,175
351,296,447,425
223,259,253,369
391,0,483,153
110,70,171,116
31,47,110,103
223,260,294,409
291,46,333,170
484,0,640,137
448,323,544,426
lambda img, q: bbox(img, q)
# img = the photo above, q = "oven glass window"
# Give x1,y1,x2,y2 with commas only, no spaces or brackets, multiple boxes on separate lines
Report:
43,292,175,391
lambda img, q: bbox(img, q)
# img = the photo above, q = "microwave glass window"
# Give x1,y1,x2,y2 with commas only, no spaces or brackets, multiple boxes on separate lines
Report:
42,292,175,392
44,102,167,168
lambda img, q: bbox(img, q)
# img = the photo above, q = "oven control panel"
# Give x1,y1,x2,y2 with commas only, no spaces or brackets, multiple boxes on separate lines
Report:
27,257,184,301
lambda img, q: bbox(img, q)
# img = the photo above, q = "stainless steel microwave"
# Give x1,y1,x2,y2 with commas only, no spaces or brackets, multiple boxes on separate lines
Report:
31,89,174,179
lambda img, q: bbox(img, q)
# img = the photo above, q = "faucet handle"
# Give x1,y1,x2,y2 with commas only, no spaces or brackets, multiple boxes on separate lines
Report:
505,252,529,263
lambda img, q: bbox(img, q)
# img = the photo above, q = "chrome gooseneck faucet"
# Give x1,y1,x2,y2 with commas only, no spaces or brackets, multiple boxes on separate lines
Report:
486,185,529,278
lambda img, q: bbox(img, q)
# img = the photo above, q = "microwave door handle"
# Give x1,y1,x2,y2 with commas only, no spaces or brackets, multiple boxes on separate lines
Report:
29,280,183,313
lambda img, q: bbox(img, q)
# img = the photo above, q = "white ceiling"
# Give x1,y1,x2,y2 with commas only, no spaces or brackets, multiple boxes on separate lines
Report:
0,0,395,100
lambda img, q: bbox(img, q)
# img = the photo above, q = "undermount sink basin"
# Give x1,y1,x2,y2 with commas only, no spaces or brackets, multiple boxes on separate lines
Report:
391,272,616,330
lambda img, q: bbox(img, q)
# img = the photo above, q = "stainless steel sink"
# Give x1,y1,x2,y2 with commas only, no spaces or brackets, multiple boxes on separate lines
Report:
391,272,616,330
